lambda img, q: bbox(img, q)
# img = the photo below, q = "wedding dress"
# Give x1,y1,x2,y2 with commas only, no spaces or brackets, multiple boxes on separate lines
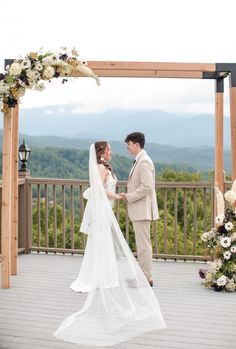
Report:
70,171,119,293
54,144,166,346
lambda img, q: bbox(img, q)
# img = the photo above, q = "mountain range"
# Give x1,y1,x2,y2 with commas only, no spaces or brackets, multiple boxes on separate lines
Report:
0,132,231,174
0,105,232,174
2,104,230,148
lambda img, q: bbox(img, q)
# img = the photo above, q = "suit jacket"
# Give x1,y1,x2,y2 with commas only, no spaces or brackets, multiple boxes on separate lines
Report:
126,150,159,221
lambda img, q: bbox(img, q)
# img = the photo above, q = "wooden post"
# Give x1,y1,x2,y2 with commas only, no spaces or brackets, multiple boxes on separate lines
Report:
229,85,236,181
11,104,19,275
1,107,13,288
18,171,32,253
215,78,224,193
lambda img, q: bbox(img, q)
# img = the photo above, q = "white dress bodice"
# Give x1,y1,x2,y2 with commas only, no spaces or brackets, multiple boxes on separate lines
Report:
104,171,117,206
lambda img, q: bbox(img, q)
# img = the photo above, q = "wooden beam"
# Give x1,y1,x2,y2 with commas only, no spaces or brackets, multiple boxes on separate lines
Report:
83,69,203,79
215,91,224,192
87,61,216,73
1,107,13,288
229,86,236,181
11,104,19,275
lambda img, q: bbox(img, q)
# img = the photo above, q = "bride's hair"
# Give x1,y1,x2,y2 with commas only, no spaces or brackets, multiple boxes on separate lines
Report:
94,141,114,177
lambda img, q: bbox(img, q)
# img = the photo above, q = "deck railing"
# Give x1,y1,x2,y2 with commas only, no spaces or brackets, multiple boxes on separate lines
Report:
2,176,220,261
1,176,226,260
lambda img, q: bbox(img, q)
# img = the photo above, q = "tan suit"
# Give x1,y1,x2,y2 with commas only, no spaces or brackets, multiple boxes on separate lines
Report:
126,150,158,281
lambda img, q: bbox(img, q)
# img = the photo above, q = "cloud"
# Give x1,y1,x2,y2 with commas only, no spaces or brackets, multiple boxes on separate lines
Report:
0,0,234,116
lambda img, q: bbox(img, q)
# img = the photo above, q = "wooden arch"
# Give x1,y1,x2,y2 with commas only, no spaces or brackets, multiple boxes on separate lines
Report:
1,60,236,288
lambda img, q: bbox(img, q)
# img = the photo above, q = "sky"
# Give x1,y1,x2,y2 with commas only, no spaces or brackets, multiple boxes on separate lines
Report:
0,0,235,116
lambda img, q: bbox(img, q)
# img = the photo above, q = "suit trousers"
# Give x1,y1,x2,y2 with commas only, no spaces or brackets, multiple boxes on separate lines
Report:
132,220,152,281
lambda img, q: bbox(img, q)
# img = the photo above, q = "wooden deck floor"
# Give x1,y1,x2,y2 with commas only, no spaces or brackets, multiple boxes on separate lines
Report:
0,253,236,349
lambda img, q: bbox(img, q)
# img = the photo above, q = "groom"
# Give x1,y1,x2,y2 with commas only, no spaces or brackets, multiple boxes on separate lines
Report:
121,132,158,287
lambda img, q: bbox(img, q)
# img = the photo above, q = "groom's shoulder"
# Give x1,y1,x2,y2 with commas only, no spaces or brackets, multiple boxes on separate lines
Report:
142,151,153,161
139,152,154,166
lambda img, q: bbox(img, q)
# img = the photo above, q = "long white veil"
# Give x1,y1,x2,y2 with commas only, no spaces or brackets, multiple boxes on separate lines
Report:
54,144,166,346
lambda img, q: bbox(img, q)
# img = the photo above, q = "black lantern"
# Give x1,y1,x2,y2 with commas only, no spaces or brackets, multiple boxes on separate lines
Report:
18,140,31,171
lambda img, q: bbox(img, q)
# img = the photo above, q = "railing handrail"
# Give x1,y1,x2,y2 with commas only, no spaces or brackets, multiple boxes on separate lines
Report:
1,176,223,260
0,176,233,187
25,177,215,188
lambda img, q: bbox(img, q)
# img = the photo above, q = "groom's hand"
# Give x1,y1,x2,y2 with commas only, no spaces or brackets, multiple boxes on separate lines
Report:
120,193,127,201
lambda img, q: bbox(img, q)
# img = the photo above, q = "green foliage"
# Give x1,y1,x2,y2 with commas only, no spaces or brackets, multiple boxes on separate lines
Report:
157,168,203,182
32,201,86,250
31,174,214,258
28,147,89,179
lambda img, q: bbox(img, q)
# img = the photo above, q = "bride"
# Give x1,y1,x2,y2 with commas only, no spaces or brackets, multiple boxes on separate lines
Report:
54,141,166,346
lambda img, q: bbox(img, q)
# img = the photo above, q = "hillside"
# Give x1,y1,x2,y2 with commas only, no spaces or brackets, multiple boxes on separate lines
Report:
0,147,203,180
0,105,231,148
5,134,231,174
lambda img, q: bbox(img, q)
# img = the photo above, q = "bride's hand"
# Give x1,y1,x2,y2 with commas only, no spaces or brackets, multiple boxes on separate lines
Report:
119,193,127,201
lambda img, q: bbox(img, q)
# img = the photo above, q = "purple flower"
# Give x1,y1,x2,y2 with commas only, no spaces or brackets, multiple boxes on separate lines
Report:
59,53,68,61
199,268,207,279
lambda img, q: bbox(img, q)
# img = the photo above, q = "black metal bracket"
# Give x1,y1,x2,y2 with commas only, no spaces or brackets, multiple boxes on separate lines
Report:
215,77,224,93
216,63,236,87
4,59,14,69
202,72,218,79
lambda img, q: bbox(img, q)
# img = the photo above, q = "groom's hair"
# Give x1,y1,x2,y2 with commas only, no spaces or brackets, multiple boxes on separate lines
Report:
125,132,145,148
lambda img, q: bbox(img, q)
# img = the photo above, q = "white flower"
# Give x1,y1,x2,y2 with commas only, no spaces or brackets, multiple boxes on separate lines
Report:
201,230,216,242
225,222,234,231
205,272,213,282
208,259,222,273
60,62,71,74
26,70,39,81
42,66,55,80
224,190,236,203
35,63,43,71
42,56,53,66
25,80,34,89
48,54,60,65
230,245,236,253
216,275,227,286
220,236,231,248
225,279,236,292
9,62,22,76
71,47,79,57
34,83,45,91
208,230,216,239
201,232,209,242
21,59,31,69
215,214,225,225
215,259,223,269
0,82,10,93
223,251,231,260
230,232,236,241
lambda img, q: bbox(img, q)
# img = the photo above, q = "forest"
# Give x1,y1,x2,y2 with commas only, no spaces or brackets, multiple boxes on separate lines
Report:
26,148,216,258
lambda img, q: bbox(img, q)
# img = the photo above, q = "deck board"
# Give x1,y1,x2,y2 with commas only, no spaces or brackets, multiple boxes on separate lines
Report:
0,253,235,349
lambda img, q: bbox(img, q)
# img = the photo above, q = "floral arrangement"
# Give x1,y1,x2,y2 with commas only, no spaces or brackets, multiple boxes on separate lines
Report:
0,47,99,112
199,181,236,292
